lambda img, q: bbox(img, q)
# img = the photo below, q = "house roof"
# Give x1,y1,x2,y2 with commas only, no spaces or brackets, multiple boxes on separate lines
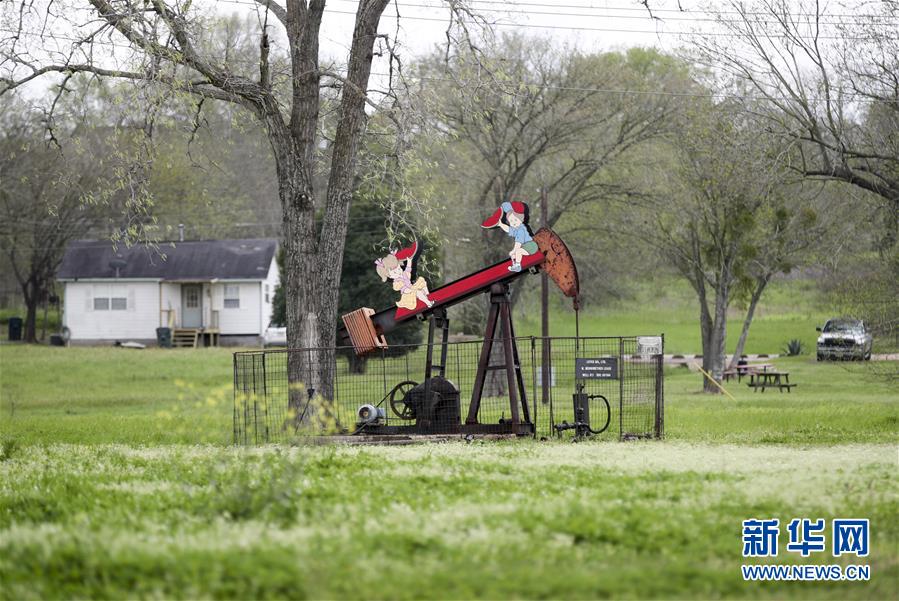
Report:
57,238,278,281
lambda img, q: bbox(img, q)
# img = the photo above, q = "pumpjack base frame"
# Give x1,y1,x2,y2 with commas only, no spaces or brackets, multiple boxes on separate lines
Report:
354,423,536,436
355,281,533,437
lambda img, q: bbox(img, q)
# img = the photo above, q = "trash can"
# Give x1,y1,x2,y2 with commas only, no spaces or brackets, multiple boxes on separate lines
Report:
7,317,23,341
156,327,173,348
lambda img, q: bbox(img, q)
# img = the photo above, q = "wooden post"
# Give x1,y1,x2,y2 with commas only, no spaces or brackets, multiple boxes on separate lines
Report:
466,297,500,424
541,185,551,405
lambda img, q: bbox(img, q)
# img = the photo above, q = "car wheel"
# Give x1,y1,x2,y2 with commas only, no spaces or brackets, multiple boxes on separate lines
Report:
817,353,824,361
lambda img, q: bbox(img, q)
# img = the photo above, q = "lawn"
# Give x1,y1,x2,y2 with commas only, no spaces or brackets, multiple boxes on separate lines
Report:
0,344,897,599
1,442,896,600
515,277,878,355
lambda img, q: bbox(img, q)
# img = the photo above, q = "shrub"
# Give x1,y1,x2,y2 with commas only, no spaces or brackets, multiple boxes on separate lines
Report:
783,339,804,356
0,437,19,461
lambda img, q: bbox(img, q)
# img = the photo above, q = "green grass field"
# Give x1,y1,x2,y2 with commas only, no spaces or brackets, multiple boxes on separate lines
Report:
1,342,897,599
516,277,899,354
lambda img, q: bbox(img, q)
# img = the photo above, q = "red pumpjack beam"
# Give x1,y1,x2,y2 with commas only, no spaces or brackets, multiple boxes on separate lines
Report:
338,249,542,350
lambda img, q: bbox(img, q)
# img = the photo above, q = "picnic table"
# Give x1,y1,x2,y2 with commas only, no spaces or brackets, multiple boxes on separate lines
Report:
747,370,796,392
723,362,774,383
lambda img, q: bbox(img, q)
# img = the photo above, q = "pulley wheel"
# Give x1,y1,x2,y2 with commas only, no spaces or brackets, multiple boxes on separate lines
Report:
388,380,418,420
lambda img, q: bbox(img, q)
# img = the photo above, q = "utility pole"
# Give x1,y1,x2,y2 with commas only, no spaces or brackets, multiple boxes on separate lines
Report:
541,185,550,405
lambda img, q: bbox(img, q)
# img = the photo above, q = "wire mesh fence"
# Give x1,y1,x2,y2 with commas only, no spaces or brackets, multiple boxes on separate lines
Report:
233,335,663,444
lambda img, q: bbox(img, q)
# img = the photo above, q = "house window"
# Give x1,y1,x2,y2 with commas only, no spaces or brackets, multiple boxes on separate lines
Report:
264,284,270,303
93,297,109,311
224,285,240,309
111,297,127,310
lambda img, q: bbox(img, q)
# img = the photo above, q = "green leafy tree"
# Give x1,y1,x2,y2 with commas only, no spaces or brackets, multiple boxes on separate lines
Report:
642,103,801,392
144,137,258,240
413,36,693,330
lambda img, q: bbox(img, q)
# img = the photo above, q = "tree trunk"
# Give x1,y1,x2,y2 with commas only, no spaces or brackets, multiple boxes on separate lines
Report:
691,257,719,393
728,276,769,369
279,158,323,426
24,295,38,343
310,0,389,404
347,352,368,374
702,280,731,393
698,314,717,393
702,312,726,393
21,278,39,344
278,0,390,428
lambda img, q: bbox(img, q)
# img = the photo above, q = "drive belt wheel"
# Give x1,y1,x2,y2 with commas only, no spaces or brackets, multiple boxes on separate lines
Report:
388,380,418,420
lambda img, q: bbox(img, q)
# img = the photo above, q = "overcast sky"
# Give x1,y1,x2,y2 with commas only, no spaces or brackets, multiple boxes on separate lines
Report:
200,0,736,99
311,0,692,58
229,0,713,71
1,0,885,100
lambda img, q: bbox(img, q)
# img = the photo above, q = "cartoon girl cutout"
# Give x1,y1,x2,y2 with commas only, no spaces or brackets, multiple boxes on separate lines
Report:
481,201,538,272
375,242,435,310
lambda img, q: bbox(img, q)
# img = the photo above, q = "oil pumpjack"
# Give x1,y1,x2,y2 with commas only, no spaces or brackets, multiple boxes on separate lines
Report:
339,227,579,436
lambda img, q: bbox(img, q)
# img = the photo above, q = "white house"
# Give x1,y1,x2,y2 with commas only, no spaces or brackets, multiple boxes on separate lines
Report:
57,238,279,346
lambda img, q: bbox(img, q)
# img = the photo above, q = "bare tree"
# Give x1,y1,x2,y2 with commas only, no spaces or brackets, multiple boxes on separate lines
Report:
422,37,687,257
414,36,690,334
688,0,899,355
690,0,899,246
0,103,97,342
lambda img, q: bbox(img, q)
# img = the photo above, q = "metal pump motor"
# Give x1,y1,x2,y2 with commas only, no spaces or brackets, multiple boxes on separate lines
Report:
356,404,386,427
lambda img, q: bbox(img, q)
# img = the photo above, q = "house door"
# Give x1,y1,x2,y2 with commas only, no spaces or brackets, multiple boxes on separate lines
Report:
181,284,203,328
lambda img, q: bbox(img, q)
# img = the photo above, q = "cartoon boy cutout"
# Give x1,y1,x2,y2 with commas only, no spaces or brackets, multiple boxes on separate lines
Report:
481,201,538,272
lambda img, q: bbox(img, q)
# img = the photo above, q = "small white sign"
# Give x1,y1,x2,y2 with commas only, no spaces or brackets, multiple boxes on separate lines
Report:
575,358,618,380
637,336,663,357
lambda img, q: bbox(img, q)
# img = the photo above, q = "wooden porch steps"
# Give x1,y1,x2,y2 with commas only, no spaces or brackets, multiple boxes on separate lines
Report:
172,328,200,348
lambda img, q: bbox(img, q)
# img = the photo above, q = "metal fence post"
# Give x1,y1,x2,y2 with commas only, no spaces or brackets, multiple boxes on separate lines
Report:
618,337,625,440
232,353,239,445
530,337,537,438
656,333,665,438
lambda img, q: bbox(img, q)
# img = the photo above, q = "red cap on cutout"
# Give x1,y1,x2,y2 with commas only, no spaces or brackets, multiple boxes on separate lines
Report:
509,201,526,215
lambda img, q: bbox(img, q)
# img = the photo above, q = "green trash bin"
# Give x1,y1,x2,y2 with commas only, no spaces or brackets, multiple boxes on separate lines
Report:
8,317,23,341
156,327,173,348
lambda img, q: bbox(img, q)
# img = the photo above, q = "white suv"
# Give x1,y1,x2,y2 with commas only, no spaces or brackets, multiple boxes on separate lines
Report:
816,319,873,361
